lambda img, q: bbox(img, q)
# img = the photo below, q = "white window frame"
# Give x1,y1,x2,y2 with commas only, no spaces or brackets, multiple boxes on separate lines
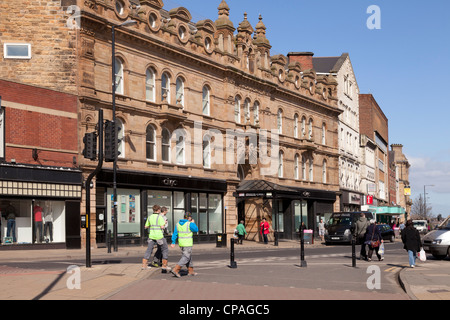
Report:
202,86,210,116
161,128,171,163
145,68,155,102
277,109,283,134
294,114,299,138
146,125,156,161
161,73,170,103
253,101,259,126
294,154,299,180
115,58,124,95
278,151,284,178
4,43,31,59
176,77,184,107
234,96,241,124
203,135,211,169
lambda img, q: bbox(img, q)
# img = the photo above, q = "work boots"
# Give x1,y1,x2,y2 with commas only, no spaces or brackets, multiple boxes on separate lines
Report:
141,259,150,270
171,264,182,278
161,259,171,273
188,267,198,276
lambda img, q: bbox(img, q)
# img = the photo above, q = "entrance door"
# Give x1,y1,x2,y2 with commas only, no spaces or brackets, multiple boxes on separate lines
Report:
65,200,81,249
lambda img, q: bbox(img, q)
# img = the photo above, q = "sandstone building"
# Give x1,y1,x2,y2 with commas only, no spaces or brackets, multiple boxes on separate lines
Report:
1,0,343,248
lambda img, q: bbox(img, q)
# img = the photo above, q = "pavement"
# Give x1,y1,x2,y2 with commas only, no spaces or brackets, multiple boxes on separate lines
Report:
0,240,449,300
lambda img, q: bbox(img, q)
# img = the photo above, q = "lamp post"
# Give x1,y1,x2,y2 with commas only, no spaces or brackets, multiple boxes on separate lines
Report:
111,20,137,251
423,184,434,219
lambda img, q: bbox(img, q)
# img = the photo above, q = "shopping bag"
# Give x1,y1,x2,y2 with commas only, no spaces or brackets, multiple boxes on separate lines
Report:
379,242,385,257
419,248,427,262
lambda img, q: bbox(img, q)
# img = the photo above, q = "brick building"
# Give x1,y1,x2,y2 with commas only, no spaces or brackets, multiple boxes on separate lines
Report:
0,80,81,248
359,94,391,218
1,0,343,248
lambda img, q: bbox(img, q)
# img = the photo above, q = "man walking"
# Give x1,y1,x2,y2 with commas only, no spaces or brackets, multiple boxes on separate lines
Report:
142,204,171,272
353,212,370,260
170,212,199,278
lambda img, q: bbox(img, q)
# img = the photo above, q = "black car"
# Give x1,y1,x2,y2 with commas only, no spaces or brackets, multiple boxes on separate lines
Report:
377,224,395,242
325,212,374,245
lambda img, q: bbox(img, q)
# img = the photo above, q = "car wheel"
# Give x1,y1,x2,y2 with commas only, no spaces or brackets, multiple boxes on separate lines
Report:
432,254,447,260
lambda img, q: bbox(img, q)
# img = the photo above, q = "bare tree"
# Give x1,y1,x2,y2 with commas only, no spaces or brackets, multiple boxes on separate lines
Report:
410,194,433,220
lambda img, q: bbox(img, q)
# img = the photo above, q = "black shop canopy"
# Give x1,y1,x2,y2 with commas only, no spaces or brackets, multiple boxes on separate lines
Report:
234,179,337,201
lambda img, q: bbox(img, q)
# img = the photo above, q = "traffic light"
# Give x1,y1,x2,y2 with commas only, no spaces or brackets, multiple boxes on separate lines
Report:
82,132,97,160
104,120,121,162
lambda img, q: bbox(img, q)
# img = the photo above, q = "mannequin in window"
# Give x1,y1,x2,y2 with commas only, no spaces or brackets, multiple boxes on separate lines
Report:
44,204,53,243
34,203,44,243
6,203,17,243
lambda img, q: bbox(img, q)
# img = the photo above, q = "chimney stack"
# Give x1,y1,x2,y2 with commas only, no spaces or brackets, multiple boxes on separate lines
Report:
288,52,314,70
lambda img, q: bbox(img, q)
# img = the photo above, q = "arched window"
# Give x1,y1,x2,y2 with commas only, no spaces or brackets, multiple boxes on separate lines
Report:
203,135,211,168
176,77,184,107
146,124,156,161
116,118,125,158
301,116,306,137
302,155,307,180
277,109,283,134
309,157,314,182
294,114,299,138
202,85,210,116
234,96,241,123
294,154,299,180
322,159,327,183
244,98,250,123
278,150,284,178
253,101,259,126
114,57,124,95
322,123,326,145
308,118,313,140
176,135,185,165
161,128,171,162
145,68,155,102
161,72,170,103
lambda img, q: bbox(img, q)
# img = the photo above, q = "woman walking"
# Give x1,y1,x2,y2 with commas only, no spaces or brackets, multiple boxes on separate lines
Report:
365,219,383,262
401,219,422,268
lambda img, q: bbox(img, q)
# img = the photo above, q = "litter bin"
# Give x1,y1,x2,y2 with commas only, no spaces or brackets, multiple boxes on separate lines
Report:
216,233,227,248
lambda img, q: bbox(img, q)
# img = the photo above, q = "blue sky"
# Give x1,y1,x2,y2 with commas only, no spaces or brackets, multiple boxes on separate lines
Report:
162,0,450,216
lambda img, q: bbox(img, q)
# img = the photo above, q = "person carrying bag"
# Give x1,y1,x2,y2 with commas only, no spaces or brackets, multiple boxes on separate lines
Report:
364,219,384,262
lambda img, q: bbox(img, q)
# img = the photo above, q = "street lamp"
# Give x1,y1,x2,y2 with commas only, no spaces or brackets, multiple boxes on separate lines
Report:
111,20,137,251
423,184,434,219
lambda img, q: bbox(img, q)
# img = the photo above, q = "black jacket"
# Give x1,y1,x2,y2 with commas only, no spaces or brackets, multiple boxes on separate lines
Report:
401,226,421,253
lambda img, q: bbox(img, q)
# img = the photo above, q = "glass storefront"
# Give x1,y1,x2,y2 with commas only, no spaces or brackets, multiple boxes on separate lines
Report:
106,188,141,238
146,190,223,236
294,200,308,232
0,199,66,244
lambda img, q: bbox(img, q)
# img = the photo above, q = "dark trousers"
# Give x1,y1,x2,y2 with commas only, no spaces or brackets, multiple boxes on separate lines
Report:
358,236,367,258
44,222,53,242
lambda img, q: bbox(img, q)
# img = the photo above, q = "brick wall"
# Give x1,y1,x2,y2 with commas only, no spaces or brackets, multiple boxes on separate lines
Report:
0,0,77,94
1,79,78,167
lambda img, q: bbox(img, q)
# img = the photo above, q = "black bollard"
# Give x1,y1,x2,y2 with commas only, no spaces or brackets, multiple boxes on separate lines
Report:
107,229,112,254
300,229,307,267
228,238,237,268
352,235,356,267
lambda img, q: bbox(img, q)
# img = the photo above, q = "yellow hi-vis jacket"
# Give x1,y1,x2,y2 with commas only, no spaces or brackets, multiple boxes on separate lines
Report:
146,214,164,240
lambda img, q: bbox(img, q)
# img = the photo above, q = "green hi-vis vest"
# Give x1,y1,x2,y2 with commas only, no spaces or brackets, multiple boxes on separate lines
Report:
147,214,164,240
177,222,193,247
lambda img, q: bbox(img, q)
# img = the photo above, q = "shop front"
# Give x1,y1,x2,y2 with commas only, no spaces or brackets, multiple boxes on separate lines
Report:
234,180,337,242
340,190,363,212
95,169,227,246
0,164,82,249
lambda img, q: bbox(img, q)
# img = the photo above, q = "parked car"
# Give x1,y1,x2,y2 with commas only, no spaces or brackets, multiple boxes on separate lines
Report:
324,212,374,245
377,224,395,242
422,217,450,259
413,220,428,234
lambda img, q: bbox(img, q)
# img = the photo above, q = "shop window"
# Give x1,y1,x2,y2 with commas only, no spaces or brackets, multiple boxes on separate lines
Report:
0,199,66,244
294,200,308,232
208,194,222,234
107,188,141,237
147,190,172,231
277,200,284,232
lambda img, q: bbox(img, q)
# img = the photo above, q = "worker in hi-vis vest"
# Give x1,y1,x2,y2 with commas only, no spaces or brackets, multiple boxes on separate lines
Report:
170,212,199,277
142,204,171,272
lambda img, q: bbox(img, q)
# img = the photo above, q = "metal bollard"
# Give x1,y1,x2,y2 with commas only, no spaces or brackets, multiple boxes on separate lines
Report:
107,229,112,253
228,238,237,268
352,235,356,267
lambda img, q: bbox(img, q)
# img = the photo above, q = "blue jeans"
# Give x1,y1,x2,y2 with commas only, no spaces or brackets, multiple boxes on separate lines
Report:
408,250,417,266
7,219,16,243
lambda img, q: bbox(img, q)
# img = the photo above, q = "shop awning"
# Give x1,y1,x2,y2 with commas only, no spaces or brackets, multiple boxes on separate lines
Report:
376,206,406,215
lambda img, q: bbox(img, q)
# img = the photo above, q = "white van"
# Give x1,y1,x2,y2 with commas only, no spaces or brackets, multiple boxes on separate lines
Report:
422,217,450,259
413,220,428,234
